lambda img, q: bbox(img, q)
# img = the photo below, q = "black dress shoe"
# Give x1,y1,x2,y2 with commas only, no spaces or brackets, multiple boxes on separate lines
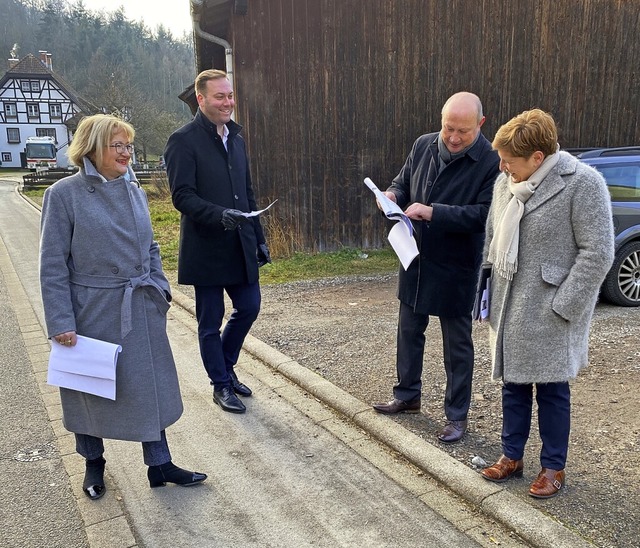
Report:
437,419,467,443
372,397,421,415
229,370,252,397
148,461,207,488
83,456,106,500
213,386,246,413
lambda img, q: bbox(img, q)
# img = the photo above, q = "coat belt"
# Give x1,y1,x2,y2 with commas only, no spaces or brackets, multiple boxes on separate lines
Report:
69,269,170,338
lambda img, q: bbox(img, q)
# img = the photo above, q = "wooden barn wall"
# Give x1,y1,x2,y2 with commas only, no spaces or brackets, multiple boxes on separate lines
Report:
220,0,640,252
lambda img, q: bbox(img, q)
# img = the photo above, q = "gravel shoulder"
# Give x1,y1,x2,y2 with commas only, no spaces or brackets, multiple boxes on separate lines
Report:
170,272,640,548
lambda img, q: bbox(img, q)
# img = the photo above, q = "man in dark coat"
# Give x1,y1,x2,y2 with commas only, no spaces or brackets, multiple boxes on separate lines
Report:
164,69,271,414
373,92,500,443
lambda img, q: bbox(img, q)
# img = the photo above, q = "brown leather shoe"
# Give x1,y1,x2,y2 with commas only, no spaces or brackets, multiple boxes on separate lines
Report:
437,420,467,443
481,455,524,483
529,468,565,499
372,398,421,415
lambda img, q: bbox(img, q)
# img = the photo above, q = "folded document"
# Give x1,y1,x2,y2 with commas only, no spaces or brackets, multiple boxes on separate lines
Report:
364,177,419,270
47,335,122,400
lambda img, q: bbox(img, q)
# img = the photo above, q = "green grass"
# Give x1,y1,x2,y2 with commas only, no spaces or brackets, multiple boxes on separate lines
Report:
23,191,398,284
258,248,397,284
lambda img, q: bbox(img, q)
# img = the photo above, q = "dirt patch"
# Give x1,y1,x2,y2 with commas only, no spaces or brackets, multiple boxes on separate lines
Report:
173,273,640,548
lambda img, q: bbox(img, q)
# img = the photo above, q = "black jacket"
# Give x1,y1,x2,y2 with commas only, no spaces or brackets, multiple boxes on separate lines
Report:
388,132,500,316
165,110,266,286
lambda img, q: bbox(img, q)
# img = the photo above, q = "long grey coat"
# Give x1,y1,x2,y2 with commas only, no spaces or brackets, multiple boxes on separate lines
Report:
39,161,183,442
484,151,615,383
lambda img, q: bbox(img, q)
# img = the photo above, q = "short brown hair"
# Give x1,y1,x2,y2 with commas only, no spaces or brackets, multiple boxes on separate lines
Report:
492,109,558,158
67,114,134,168
195,69,228,96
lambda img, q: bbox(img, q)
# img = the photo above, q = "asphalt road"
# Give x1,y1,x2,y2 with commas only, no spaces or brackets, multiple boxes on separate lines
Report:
0,177,523,548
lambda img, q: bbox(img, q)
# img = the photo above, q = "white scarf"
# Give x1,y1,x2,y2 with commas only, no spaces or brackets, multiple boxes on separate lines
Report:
488,149,560,280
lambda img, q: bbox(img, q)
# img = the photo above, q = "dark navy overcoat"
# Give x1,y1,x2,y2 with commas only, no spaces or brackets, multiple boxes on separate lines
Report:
388,132,500,317
164,110,266,286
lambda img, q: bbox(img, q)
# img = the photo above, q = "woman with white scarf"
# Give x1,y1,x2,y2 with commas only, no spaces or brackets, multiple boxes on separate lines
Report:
479,109,614,498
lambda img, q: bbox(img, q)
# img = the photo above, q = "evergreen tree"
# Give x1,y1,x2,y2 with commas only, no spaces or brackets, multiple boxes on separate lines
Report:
0,0,195,157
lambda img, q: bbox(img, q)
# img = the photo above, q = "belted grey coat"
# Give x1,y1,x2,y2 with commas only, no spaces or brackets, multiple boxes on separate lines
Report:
39,161,183,442
484,151,615,383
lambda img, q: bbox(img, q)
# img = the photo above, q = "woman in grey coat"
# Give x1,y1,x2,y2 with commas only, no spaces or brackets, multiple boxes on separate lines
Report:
40,114,206,500
479,109,614,498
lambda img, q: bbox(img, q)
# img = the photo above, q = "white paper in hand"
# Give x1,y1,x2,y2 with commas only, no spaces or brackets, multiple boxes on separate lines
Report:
47,335,122,400
365,177,419,270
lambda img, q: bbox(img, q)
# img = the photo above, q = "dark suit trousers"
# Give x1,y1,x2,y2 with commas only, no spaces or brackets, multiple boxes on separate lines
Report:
393,301,474,421
501,381,570,470
195,282,261,389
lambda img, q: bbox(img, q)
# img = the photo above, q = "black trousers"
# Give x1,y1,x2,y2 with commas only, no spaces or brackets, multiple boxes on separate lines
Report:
393,301,474,421
194,282,261,390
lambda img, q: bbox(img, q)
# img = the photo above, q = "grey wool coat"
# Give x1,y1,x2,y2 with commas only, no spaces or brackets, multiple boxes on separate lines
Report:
484,151,615,384
39,160,183,442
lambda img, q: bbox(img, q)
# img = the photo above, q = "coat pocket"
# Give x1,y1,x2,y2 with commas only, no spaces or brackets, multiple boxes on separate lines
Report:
541,263,572,321
540,263,570,287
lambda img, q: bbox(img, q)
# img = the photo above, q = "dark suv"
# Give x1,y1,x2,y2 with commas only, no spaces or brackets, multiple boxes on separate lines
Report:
574,147,640,306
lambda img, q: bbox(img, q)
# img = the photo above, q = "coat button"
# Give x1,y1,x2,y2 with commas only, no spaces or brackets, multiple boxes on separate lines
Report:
135,265,142,271
88,186,95,192
228,165,233,170
427,181,433,187
234,195,239,200
111,267,119,274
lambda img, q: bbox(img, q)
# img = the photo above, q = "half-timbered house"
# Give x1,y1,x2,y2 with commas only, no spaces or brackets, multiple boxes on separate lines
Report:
0,51,94,168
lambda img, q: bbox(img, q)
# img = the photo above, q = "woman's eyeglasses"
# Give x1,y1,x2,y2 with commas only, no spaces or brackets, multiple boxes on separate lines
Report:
108,143,135,154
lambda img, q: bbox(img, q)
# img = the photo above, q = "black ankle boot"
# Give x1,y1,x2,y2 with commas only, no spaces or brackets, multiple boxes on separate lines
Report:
147,461,207,488
83,456,106,500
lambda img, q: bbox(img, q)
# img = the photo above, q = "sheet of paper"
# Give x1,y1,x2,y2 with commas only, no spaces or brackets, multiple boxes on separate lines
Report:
47,335,122,400
363,178,414,234
241,199,278,218
387,221,419,270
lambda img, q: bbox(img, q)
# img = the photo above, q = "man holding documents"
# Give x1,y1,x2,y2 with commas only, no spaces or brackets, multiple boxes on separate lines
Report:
373,92,500,444
165,69,271,414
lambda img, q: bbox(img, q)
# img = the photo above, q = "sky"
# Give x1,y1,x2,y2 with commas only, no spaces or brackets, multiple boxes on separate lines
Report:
79,0,193,37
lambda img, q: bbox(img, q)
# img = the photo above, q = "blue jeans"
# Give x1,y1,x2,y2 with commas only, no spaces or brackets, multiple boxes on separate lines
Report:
501,381,570,470
194,282,261,389
75,431,172,467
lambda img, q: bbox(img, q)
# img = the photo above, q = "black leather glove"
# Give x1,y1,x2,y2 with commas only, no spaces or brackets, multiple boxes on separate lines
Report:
221,209,248,230
257,243,272,267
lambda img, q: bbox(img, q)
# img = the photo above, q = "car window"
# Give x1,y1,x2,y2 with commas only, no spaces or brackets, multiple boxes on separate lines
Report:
594,164,640,201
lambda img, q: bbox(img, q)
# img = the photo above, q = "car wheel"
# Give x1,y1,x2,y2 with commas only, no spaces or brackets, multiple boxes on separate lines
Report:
601,241,640,306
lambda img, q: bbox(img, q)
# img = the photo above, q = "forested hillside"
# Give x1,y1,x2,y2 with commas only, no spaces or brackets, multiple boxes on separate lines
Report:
1,0,196,159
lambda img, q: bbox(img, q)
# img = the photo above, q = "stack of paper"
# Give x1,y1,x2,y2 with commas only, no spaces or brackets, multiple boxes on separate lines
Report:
47,335,122,400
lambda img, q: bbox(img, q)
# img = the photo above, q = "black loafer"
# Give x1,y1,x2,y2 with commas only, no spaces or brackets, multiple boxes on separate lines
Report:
213,386,246,413
229,370,252,397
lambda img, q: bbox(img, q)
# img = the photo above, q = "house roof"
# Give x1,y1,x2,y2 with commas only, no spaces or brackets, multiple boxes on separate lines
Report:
0,53,98,116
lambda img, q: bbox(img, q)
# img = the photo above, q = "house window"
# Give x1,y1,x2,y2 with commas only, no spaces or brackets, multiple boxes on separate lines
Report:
27,103,39,117
4,103,17,117
6,128,20,143
36,128,57,142
50,104,62,118
1,152,11,163
31,81,40,92
21,80,31,92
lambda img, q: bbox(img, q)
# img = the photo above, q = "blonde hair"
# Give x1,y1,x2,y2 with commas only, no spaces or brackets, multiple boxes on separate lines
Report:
492,109,557,158
195,69,228,96
67,114,135,167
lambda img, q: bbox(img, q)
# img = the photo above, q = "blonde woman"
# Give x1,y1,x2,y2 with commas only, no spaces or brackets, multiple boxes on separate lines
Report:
40,114,206,499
